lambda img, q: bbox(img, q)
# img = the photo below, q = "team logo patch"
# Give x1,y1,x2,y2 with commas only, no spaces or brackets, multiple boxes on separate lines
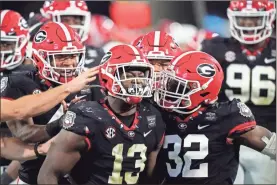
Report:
196,63,216,78
178,123,187,130
225,51,236,62
147,115,156,129
63,111,76,129
34,30,47,43
100,51,112,65
204,112,217,121
128,131,135,138
237,102,252,117
1,77,8,93
105,126,116,139
33,89,42,94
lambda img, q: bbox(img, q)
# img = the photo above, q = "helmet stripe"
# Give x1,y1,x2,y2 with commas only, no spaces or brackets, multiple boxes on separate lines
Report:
0,10,9,25
128,44,141,60
153,31,161,52
171,51,203,66
56,22,73,47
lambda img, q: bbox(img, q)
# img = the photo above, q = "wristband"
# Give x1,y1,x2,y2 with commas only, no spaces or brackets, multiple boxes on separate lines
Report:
34,142,44,158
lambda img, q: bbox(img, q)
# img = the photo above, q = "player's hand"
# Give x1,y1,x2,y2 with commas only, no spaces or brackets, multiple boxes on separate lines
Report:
38,136,57,155
66,66,99,94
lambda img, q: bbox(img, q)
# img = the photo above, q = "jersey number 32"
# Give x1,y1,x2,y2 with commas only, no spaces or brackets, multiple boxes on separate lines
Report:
164,134,209,178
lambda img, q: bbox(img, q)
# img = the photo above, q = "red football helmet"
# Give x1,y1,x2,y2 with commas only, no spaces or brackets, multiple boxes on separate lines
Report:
32,22,85,84
154,51,224,114
138,31,182,60
131,35,144,47
99,44,154,104
135,31,182,89
40,0,91,43
0,10,29,70
227,0,276,44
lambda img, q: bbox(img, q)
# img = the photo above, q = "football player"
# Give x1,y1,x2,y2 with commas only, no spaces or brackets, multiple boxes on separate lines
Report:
29,0,106,100
200,0,276,183
134,31,182,89
0,9,37,185
38,45,165,184
153,51,275,184
2,21,98,184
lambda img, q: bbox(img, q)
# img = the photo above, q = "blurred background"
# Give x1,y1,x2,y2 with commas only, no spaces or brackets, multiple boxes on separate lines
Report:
0,1,231,49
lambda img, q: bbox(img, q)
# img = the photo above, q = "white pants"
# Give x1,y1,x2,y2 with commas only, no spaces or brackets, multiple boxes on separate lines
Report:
235,145,276,184
234,163,245,184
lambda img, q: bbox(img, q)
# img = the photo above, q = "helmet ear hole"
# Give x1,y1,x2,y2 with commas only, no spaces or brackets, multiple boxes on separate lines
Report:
200,92,210,97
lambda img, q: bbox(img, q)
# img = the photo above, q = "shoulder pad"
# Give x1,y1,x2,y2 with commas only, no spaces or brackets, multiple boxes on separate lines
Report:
216,99,253,118
9,65,37,81
68,101,105,121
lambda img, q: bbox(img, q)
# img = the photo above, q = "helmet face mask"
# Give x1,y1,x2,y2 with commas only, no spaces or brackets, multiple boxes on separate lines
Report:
41,0,91,43
154,51,224,114
32,22,85,84
99,44,155,104
155,70,201,113
35,49,85,84
111,64,154,98
0,10,30,70
227,0,276,44
50,12,91,42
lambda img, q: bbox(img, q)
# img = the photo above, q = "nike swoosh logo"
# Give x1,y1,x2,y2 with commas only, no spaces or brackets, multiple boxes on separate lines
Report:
264,58,276,64
85,59,95,65
75,95,87,99
198,125,210,130
143,130,152,137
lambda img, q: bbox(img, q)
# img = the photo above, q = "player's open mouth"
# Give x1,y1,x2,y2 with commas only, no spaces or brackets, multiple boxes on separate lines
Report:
60,70,75,77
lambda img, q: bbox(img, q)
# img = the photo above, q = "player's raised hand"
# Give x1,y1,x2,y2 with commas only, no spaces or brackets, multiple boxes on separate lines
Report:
66,66,99,93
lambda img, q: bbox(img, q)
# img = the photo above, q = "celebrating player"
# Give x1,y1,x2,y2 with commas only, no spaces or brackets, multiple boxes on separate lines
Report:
38,44,165,184
2,21,98,184
201,0,276,183
153,51,275,184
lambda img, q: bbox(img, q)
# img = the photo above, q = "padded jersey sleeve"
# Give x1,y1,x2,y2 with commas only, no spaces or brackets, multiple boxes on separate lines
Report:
224,99,256,143
62,102,99,150
0,74,37,100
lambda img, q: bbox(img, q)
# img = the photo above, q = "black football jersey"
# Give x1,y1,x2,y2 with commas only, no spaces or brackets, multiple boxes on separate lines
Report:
62,100,165,185
155,99,256,185
1,65,92,184
201,37,276,132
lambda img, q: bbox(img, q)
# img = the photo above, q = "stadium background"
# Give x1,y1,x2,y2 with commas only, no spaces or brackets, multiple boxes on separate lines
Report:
0,1,231,38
